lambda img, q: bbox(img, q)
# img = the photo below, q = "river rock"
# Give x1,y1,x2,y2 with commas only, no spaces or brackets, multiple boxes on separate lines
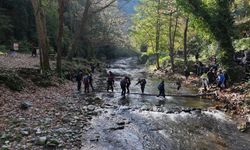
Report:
182,108,192,113
20,130,29,136
87,105,95,111
109,125,125,130
191,109,202,115
36,136,47,145
46,139,60,147
237,122,248,132
20,101,32,110
141,105,150,111
116,121,125,126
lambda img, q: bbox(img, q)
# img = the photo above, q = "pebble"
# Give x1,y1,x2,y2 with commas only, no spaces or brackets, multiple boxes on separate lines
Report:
20,130,29,136
20,101,32,110
87,105,95,111
36,136,47,145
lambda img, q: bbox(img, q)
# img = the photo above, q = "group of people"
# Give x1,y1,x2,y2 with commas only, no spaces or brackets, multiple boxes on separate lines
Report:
76,68,95,93
107,71,147,97
76,69,180,99
200,68,229,91
185,58,229,92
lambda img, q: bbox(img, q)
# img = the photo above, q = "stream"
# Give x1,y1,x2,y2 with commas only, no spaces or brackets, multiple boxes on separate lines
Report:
81,57,250,150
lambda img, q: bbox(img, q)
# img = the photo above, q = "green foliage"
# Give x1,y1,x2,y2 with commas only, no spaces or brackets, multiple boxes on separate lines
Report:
0,45,7,52
227,66,246,82
96,46,138,60
0,8,13,44
234,37,250,51
176,0,235,68
0,71,25,91
19,40,33,52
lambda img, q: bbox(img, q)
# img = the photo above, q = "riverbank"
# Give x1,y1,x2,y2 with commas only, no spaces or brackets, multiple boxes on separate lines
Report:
0,53,106,149
149,68,250,130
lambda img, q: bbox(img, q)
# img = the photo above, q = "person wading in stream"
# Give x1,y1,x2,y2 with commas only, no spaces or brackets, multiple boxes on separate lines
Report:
76,70,83,92
107,71,114,92
136,78,147,94
87,74,94,91
157,80,165,98
120,77,127,96
125,76,131,93
83,76,90,93
184,66,190,81
176,80,181,91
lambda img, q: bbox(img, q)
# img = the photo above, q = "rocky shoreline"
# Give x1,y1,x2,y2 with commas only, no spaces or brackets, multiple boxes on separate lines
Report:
150,69,250,131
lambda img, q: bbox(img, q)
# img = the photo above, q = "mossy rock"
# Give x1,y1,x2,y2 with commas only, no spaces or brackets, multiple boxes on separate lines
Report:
0,72,25,91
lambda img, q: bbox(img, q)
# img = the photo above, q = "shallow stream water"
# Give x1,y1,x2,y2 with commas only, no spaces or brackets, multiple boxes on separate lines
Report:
81,57,250,150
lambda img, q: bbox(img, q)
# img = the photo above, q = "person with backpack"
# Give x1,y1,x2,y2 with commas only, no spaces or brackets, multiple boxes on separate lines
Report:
76,70,83,92
107,71,114,92
120,77,127,96
136,78,147,94
176,80,181,91
201,73,209,91
83,76,90,93
87,74,94,91
125,76,131,93
184,66,190,80
157,80,165,98
223,70,230,88
217,70,225,91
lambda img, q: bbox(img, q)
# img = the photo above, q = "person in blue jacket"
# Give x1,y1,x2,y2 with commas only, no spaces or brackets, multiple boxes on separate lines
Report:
157,80,165,98
217,70,225,91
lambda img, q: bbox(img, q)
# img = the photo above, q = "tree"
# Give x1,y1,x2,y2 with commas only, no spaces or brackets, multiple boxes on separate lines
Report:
56,0,66,76
130,0,171,68
67,0,118,59
155,0,161,69
183,17,189,65
31,0,50,72
177,0,235,68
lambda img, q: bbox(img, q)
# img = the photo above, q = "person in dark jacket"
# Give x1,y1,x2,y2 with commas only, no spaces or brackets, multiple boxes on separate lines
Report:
107,71,114,92
83,76,90,93
176,80,181,90
125,76,131,93
120,77,127,96
136,78,147,94
184,66,190,80
76,70,83,92
157,80,165,98
87,74,94,91
207,69,216,86
223,70,229,88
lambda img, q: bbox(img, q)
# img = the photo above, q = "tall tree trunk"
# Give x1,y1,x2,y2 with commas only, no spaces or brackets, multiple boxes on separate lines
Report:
31,0,50,72
183,17,189,65
67,0,91,60
155,0,161,69
169,13,174,72
57,0,65,77
169,12,178,72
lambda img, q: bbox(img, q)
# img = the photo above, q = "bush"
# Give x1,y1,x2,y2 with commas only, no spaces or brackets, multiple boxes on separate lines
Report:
0,45,7,52
19,40,33,52
227,66,246,82
0,71,25,91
